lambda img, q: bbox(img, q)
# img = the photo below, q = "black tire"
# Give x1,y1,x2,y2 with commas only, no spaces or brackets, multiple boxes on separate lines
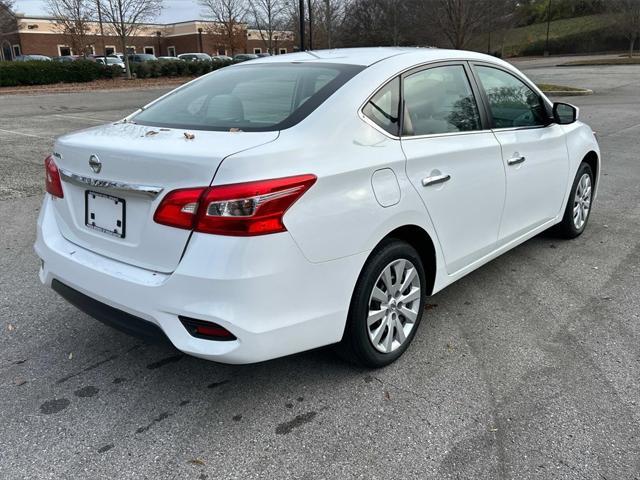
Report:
338,239,426,368
554,162,594,239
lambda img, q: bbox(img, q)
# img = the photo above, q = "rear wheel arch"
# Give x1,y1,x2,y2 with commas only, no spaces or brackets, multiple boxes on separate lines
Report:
377,225,437,296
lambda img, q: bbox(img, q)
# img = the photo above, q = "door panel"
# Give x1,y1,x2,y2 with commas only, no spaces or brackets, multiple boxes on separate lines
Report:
401,63,506,275
403,134,505,274
472,64,569,243
492,126,569,243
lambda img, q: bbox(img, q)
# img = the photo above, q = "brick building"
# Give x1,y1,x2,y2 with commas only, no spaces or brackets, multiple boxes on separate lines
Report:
0,13,294,60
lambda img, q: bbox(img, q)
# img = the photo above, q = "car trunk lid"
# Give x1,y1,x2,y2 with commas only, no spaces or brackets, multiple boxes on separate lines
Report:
52,122,278,273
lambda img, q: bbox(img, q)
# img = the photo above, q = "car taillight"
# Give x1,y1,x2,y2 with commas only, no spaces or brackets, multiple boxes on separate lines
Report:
153,174,317,236
45,155,64,198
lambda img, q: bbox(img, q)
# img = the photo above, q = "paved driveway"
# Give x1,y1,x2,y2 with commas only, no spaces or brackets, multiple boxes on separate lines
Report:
1,62,639,479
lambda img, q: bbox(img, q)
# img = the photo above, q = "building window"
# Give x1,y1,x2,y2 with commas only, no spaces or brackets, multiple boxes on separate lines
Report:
58,45,72,56
88,45,96,55
126,46,136,54
105,45,116,56
12,44,21,57
144,46,155,55
253,48,261,54
167,46,176,57
279,48,287,55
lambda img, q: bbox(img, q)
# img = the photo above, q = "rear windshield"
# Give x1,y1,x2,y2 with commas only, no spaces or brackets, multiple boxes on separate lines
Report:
132,63,364,132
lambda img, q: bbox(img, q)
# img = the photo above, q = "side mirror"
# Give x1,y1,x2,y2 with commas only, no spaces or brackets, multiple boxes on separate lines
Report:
553,102,579,125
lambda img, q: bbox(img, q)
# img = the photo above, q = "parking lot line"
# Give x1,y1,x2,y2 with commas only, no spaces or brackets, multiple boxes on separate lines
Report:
0,128,50,139
51,114,108,123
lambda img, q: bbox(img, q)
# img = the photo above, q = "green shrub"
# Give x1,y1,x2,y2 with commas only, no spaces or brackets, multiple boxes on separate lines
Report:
0,58,234,87
0,60,113,87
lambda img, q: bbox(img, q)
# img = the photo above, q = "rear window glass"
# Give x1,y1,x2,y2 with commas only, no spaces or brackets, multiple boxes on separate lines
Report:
132,63,364,132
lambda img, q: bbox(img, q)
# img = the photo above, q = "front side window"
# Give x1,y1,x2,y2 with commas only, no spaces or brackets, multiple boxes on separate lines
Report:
403,65,481,136
475,66,548,128
133,63,364,132
362,77,400,136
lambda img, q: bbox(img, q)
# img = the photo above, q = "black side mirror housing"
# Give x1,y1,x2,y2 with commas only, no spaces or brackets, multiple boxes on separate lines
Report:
553,102,579,125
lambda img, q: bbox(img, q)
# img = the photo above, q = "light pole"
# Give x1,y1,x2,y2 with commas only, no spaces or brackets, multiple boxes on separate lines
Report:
156,31,161,57
307,0,313,50
544,0,553,57
96,0,106,56
298,0,305,51
198,27,203,53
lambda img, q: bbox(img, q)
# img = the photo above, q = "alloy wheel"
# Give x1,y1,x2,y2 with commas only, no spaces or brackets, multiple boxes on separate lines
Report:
573,173,592,230
367,259,422,354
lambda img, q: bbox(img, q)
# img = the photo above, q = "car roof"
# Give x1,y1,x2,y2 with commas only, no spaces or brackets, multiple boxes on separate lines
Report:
248,47,506,68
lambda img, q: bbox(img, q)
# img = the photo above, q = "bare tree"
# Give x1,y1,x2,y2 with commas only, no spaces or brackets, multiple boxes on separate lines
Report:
249,0,285,53
316,0,346,48
98,0,163,78
611,0,640,57
0,0,17,34
200,0,248,55
46,0,96,56
431,0,495,49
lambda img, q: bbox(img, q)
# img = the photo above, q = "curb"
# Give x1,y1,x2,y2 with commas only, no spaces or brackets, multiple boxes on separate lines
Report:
541,89,594,96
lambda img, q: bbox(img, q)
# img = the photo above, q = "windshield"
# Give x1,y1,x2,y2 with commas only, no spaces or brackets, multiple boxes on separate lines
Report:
132,63,364,132
106,58,121,64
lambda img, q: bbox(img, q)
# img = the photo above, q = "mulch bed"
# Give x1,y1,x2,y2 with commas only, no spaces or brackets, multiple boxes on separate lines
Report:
0,77,194,95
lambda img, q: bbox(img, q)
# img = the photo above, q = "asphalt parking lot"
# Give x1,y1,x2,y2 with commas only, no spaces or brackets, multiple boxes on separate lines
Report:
1,58,639,479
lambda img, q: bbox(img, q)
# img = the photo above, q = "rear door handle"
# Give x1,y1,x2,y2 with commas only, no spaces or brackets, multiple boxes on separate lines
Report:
422,174,451,187
507,155,526,166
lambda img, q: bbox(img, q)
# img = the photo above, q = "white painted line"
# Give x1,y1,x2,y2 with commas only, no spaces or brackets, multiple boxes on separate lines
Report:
51,114,107,123
0,128,49,139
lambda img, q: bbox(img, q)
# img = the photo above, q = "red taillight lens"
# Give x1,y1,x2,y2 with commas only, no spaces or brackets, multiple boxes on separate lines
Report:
45,155,64,198
153,174,317,236
152,187,206,230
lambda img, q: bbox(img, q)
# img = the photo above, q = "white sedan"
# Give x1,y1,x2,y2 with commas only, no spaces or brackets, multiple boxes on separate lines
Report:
36,48,600,367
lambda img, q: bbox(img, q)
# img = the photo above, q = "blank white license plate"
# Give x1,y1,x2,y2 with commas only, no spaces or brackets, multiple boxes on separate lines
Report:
85,191,126,238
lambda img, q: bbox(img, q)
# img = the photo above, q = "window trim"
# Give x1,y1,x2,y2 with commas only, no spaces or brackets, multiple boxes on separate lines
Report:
468,61,554,132
57,45,72,56
144,46,155,55
167,46,176,57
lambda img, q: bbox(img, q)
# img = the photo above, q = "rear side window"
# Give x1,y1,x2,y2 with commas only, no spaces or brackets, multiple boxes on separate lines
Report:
475,66,548,128
403,65,481,136
362,77,400,136
133,63,364,132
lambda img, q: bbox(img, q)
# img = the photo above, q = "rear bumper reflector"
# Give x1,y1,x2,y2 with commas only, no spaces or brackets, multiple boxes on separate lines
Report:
179,316,236,341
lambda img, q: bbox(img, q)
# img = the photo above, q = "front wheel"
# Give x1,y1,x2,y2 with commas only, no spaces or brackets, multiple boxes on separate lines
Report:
339,239,426,368
554,162,594,238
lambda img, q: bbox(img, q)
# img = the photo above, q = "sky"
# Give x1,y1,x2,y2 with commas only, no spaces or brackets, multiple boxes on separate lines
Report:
13,0,206,23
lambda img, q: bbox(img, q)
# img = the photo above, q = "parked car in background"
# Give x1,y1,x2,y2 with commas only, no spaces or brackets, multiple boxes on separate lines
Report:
157,56,182,61
108,53,125,61
51,55,80,62
257,53,271,57
36,48,600,368
127,54,158,63
93,56,126,72
233,53,258,62
15,54,52,62
211,55,233,62
178,53,212,62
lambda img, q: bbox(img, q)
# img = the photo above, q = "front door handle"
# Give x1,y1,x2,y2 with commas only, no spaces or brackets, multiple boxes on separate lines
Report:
422,174,451,187
507,155,526,166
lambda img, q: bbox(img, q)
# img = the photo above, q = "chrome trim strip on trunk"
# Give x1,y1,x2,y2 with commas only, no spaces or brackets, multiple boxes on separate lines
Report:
58,168,164,198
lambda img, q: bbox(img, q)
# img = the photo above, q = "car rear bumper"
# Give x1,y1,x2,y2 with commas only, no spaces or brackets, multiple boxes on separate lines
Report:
35,195,367,364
